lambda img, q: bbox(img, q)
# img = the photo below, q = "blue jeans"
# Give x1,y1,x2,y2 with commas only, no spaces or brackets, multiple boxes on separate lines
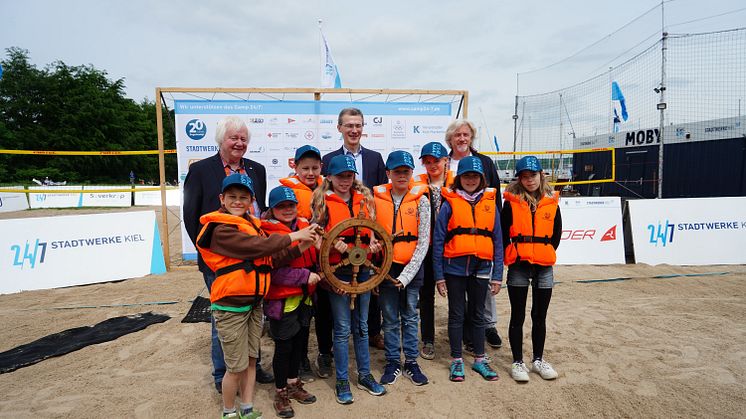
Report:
203,270,226,384
328,273,371,381
379,284,421,363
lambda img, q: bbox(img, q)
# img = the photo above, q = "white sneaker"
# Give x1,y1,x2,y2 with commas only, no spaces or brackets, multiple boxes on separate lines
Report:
531,359,558,380
510,362,530,382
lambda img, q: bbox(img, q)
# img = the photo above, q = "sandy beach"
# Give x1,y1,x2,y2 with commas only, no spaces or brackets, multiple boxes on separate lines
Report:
1,208,744,418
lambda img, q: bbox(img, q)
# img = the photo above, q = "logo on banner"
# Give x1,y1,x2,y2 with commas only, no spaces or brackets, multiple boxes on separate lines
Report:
647,220,675,247
392,120,406,139
185,119,207,140
372,117,383,124
304,131,315,140
601,225,617,241
249,118,264,124
321,132,333,140
288,118,296,124
320,119,335,124
10,239,48,269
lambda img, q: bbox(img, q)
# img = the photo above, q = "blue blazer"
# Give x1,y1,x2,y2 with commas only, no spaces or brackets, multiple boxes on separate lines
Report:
321,146,388,189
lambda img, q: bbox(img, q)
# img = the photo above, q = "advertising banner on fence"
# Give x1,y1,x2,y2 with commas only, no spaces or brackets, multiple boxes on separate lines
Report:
555,197,626,265
0,211,167,294
82,185,131,207
28,185,82,209
174,100,455,260
0,186,29,213
628,197,746,265
133,186,180,206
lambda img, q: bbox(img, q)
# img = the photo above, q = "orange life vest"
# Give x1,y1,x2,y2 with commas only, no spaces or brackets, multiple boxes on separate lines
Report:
279,175,322,220
441,188,498,260
415,170,455,188
503,191,559,266
260,218,318,300
373,184,427,264
324,190,370,264
196,211,271,308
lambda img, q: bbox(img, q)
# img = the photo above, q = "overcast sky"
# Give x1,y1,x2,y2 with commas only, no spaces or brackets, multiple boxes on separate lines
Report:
2,0,744,151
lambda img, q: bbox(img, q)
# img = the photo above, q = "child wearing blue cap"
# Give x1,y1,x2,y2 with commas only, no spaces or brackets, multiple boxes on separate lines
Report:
279,144,326,381
432,156,503,382
414,141,455,361
310,154,386,404
373,150,432,387
261,186,322,417
195,174,321,419
501,156,562,383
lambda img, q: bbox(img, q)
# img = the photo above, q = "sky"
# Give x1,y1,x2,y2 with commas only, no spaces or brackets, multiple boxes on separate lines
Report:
2,0,744,152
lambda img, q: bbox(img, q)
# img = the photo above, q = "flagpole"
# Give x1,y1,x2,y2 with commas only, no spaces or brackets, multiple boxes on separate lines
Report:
318,19,323,88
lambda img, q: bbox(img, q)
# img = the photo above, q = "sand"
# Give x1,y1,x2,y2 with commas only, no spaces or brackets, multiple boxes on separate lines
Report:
1,208,745,418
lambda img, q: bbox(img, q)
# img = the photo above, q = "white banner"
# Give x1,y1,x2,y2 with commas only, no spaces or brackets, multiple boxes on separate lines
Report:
174,100,455,260
82,185,131,207
133,187,180,206
0,211,167,294
555,197,626,265
28,185,82,209
0,186,30,213
628,197,746,265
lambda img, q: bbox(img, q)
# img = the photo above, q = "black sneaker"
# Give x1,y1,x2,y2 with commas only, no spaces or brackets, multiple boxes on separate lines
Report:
485,327,502,348
299,356,315,383
316,353,333,379
256,364,275,384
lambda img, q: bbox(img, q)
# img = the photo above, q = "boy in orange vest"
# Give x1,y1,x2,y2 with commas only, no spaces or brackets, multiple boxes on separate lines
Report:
196,174,320,419
374,150,431,387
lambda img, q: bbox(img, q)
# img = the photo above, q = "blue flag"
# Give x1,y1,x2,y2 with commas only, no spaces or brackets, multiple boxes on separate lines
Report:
611,81,628,121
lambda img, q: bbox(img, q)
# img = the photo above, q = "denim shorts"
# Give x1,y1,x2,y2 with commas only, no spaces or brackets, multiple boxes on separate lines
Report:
506,262,554,289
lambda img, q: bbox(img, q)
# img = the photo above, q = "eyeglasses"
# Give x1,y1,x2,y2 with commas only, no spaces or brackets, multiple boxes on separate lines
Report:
341,123,363,129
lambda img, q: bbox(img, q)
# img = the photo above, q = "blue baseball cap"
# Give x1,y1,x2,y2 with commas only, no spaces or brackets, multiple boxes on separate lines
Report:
419,142,448,159
294,145,321,162
515,156,542,175
327,154,358,175
385,150,415,170
268,186,298,208
222,173,254,196
456,156,484,176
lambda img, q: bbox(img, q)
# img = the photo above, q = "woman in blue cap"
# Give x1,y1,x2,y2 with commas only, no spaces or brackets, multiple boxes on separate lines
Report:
310,154,386,404
501,156,562,383
433,156,503,382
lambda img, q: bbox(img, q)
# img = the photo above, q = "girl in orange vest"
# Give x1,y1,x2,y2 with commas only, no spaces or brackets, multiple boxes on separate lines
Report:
310,154,386,404
501,156,562,383
278,144,326,382
261,186,321,417
432,156,503,382
374,150,431,387
415,141,453,361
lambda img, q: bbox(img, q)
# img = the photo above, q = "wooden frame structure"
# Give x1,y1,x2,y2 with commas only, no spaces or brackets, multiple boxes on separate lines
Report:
154,87,469,270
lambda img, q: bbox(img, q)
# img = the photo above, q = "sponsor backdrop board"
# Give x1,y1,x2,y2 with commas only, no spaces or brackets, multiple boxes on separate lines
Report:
628,197,746,265
555,197,626,265
0,211,167,294
82,186,131,207
174,100,454,260
0,186,30,213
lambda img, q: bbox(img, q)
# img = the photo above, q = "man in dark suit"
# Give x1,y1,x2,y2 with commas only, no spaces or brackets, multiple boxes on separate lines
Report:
182,116,273,393
321,107,388,189
320,107,388,350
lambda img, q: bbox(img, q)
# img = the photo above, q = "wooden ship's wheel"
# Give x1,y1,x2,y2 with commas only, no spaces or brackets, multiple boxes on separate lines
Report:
318,208,396,308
